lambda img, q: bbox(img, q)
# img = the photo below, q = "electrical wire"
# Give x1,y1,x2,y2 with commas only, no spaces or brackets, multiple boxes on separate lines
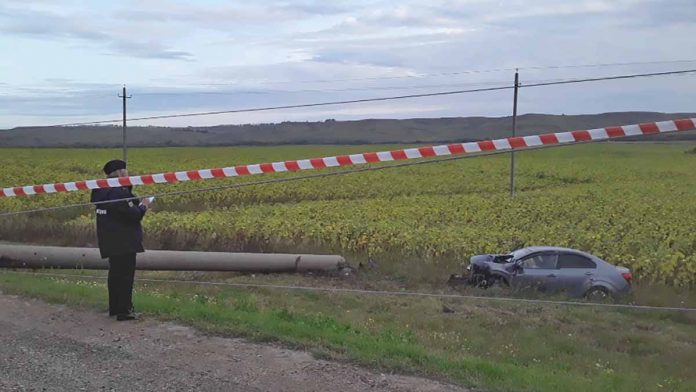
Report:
32,84,516,127
33,68,696,128
134,79,518,96
197,59,696,86
135,77,577,96
7,60,693,103
11,59,693,101
7,60,694,100
4,270,695,313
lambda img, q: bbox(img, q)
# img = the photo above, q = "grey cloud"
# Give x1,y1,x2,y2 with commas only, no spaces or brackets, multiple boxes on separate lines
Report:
313,49,413,68
0,4,193,61
299,0,665,40
300,8,463,38
114,1,313,29
109,41,194,61
620,0,696,27
429,0,694,30
200,61,398,85
0,91,119,117
297,11,696,80
362,6,468,29
287,0,696,74
0,5,110,41
276,1,354,16
116,7,247,24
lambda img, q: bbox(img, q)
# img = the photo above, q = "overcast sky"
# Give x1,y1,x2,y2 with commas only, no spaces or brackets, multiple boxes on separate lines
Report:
1,0,695,129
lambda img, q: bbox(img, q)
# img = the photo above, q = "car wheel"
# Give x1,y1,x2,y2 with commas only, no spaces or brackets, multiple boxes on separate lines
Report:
468,273,487,288
486,276,509,290
585,286,611,302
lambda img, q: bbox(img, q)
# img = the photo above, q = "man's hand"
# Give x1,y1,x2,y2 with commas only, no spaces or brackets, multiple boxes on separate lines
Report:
140,198,152,208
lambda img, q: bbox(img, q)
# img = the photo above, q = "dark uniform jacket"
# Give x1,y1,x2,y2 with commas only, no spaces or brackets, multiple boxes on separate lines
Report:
90,186,147,259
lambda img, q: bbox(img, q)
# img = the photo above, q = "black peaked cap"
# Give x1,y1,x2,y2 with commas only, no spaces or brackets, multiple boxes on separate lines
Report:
103,159,126,175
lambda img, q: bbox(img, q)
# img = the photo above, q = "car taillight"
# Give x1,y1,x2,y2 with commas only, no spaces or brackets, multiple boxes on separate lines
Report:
621,272,632,284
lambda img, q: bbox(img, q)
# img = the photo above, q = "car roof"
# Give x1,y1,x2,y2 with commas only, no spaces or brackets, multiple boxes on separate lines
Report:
513,246,595,258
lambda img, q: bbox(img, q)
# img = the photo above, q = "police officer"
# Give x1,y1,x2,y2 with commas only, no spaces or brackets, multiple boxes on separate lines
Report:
90,159,151,321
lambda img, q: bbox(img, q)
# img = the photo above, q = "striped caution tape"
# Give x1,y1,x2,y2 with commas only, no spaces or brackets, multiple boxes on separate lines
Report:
2,118,695,198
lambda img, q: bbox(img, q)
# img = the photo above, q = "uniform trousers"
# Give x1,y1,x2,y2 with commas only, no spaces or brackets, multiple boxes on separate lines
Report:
108,253,136,316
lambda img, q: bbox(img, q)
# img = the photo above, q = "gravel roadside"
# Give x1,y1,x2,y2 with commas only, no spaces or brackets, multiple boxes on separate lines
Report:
0,292,468,392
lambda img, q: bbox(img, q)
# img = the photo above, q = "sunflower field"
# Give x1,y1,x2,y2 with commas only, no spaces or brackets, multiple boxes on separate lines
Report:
1,142,695,285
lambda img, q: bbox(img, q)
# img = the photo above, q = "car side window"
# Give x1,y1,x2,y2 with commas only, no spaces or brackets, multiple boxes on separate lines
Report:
558,254,596,269
520,253,558,269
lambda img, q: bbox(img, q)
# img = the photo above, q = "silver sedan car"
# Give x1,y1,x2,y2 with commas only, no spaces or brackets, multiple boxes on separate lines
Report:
466,246,632,299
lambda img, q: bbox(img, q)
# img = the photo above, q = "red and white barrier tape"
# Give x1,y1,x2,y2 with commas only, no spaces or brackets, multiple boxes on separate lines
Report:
2,118,695,198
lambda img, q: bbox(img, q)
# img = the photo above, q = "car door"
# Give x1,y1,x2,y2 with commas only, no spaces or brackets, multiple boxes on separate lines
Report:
555,253,597,297
512,252,559,292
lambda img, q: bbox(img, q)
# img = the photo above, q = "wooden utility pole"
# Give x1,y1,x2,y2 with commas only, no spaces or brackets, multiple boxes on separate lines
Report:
510,70,519,197
118,85,132,163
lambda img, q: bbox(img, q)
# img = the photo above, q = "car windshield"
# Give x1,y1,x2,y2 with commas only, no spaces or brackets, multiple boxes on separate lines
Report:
510,249,533,260
492,254,514,263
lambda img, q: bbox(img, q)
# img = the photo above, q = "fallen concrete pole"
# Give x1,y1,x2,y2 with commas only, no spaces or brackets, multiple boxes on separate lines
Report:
0,244,346,272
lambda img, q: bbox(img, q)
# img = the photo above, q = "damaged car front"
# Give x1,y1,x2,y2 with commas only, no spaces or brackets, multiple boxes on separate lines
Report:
466,253,517,288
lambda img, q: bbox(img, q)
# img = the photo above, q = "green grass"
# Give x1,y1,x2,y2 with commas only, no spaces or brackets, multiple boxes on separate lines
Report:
1,270,694,392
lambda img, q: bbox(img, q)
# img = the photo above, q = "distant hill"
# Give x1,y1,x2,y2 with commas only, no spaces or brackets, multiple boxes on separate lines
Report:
1,112,695,147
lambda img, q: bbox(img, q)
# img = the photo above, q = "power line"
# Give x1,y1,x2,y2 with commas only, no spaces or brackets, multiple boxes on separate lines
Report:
135,77,577,96
8,60,694,98
33,68,696,128
5,270,696,313
22,78,560,105
5,60,696,102
4,78,561,105
521,69,694,88
197,59,696,86
9,60,694,98
519,59,696,71
5,60,693,104
135,79,518,96
36,84,514,127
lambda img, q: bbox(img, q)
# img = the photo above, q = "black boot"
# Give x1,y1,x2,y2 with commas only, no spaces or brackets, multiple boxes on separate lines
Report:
116,313,137,321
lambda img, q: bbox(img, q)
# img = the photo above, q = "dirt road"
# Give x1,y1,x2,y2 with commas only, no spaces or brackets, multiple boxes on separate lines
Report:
0,292,467,392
